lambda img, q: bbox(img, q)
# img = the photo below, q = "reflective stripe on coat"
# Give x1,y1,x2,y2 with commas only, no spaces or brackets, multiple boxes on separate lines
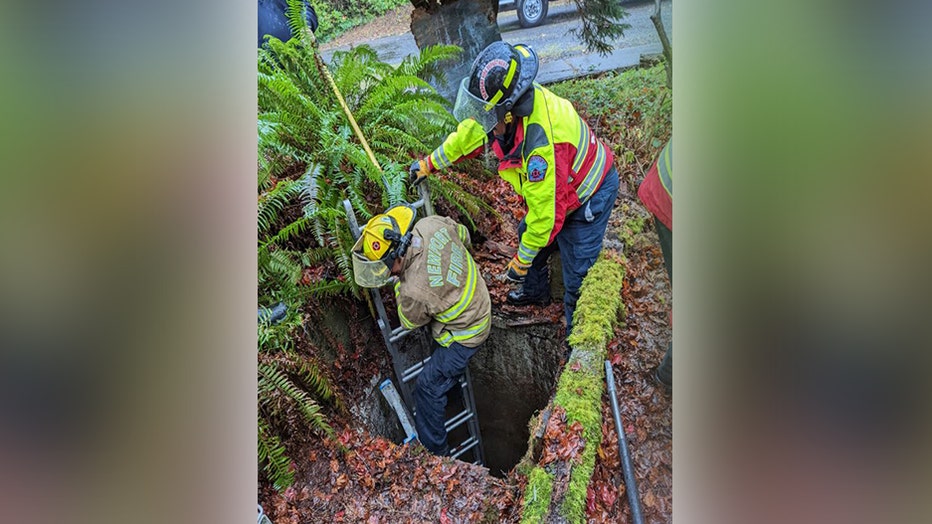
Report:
394,216,491,348
428,85,615,262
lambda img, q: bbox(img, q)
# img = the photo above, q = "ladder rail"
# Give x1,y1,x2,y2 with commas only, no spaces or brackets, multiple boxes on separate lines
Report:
343,188,484,465
343,198,417,408
462,368,486,464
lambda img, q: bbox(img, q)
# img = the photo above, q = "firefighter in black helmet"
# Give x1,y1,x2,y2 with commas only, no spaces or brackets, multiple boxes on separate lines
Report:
410,41,620,336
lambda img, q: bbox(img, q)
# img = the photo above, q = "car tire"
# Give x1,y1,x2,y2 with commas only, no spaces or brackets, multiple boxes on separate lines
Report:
516,0,548,28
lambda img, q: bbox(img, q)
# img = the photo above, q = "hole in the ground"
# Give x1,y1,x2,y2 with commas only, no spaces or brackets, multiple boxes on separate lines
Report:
469,319,564,477
356,317,564,478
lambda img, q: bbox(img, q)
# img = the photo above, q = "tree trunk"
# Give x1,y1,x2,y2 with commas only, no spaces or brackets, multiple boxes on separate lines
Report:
650,0,672,89
410,0,501,104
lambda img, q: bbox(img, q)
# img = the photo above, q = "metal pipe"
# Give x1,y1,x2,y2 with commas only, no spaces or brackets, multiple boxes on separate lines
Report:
257,302,287,324
604,360,644,524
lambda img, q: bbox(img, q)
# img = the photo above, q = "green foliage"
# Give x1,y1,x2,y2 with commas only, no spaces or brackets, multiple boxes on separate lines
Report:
554,368,603,522
428,174,496,229
257,306,340,491
567,253,626,350
259,415,295,491
257,10,468,491
550,64,671,173
617,205,650,249
256,272,332,493
258,14,460,306
309,0,409,43
521,254,626,523
259,358,334,434
560,255,626,522
571,0,631,56
520,467,554,524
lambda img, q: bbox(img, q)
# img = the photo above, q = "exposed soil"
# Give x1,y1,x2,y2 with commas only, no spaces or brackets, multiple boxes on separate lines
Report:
320,5,415,51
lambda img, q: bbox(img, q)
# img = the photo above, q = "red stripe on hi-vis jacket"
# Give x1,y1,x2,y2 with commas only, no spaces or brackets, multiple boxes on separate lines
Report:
638,161,672,230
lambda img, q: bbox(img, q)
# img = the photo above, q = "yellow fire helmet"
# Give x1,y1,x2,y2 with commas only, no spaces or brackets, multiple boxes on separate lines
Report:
351,204,416,288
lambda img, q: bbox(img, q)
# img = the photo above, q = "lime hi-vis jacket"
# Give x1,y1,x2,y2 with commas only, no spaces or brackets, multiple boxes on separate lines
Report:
427,85,614,266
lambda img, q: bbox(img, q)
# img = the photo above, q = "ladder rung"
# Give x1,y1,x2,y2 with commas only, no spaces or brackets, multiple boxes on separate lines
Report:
450,437,479,460
401,359,471,388
389,328,411,343
444,409,474,432
401,356,431,383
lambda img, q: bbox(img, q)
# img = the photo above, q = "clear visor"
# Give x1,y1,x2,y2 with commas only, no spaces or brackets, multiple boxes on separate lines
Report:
351,237,391,288
452,78,500,133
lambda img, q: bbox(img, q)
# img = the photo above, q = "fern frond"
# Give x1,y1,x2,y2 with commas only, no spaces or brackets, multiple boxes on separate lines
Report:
259,361,333,437
258,415,295,491
284,0,314,47
295,278,355,298
355,74,437,120
258,180,301,234
426,176,498,229
282,355,342,410
261,217,310,250
397,44,462,85
263,249,303,286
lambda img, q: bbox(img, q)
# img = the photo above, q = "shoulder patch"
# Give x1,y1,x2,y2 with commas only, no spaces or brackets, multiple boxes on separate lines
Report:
527,155,548,182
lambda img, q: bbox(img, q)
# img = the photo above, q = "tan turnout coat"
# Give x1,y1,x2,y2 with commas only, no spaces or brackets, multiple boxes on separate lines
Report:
393,216,491,347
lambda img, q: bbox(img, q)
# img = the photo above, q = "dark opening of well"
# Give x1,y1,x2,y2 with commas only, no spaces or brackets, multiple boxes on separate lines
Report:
468,320,564,477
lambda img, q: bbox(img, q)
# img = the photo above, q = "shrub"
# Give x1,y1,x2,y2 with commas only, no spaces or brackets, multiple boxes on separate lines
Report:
257,5,486,490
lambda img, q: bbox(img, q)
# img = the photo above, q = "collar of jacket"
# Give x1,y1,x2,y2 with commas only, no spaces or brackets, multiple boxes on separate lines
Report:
512,86,535,118
489,86,535,159
398,234,422,276
491,121,525,164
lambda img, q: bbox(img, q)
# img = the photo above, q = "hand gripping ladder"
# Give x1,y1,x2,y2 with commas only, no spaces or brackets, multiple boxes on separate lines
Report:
343,184,485,465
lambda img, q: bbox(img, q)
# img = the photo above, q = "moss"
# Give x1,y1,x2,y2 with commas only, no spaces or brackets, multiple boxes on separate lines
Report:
515,459,535,479
553,365,605,522
517,253,627,524
520,467,554,524
619,212,649,249
567,253,626,351
548,65,672,161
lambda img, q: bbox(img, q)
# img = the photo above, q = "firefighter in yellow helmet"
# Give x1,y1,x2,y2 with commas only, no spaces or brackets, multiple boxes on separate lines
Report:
351,205,491,456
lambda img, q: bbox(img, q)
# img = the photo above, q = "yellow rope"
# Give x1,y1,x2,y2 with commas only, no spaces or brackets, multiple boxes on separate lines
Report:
307,29,383,174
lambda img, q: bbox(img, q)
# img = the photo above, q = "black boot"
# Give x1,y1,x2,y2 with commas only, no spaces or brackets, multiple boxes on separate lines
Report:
506,287,550,306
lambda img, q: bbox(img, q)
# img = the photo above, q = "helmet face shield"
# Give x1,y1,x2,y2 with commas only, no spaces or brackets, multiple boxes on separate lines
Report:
351,204,417,288
351,236,392,288
453,78,500,133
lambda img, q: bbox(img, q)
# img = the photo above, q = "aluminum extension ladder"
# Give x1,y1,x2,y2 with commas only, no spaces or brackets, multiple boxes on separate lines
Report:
343,184,485,465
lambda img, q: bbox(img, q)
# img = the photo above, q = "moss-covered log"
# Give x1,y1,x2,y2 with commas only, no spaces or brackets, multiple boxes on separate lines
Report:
519,252,626,523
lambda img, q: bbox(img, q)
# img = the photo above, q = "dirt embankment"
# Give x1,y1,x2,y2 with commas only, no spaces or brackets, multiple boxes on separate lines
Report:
320,5,414,51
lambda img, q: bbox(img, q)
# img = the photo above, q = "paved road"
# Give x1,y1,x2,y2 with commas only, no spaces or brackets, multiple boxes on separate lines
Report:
321,0,671,84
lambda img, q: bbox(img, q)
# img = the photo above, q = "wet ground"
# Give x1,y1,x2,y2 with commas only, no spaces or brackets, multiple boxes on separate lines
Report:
320,0,672,83
259,57,673,521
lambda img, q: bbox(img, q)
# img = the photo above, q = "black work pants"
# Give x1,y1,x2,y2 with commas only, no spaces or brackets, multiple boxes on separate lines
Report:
655,216,673,378
519,166,620,335
414,340,479,455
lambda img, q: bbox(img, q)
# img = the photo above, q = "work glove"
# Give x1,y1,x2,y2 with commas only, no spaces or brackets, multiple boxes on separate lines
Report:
408,159,431,186
504,256,530,283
